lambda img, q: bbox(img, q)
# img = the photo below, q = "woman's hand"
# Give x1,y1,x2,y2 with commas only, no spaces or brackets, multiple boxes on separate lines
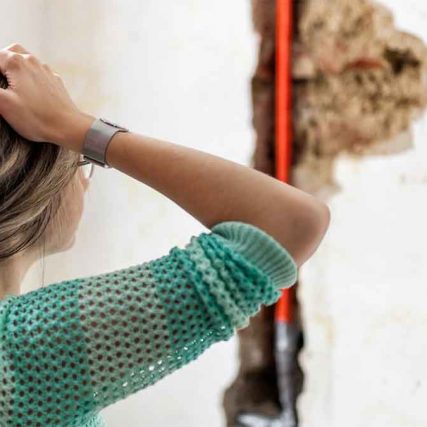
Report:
0,43,86,147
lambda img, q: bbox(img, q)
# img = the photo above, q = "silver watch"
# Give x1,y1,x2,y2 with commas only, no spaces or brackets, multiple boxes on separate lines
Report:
82,118,129,168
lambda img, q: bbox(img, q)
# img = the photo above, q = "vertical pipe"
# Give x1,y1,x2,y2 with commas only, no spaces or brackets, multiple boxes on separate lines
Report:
275,0,293,324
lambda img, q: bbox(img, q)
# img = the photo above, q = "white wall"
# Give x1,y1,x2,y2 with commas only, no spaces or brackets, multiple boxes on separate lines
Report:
299,2,427,427
8,1,427,426
16,1,258,426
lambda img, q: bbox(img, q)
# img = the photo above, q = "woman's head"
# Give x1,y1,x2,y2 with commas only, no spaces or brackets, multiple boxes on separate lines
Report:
0,72,89,263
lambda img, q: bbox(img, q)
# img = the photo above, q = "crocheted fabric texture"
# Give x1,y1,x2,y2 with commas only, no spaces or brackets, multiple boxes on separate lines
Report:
0,221,297,427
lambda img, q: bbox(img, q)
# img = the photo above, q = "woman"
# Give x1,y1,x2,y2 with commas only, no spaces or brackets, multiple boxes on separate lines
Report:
0,43,330,427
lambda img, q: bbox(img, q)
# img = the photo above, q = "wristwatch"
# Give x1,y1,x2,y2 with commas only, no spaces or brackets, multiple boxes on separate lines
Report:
82,118,130,168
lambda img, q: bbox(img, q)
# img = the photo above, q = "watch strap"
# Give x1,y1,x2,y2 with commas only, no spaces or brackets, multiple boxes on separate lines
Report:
82,118,129,168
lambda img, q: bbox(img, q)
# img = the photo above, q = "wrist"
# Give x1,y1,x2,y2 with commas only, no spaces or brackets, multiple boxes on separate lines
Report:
53,111,97,152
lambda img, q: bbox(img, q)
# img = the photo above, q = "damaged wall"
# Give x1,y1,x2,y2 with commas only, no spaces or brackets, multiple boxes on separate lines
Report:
298,2,427,426
292,0,427,196
224,0,427,426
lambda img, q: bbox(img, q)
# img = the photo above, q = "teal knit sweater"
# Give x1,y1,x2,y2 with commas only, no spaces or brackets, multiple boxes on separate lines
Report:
0,221,297,427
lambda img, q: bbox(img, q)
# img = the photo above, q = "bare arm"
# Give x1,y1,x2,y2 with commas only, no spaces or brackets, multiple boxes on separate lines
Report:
0,44,330,267
59,112,330,267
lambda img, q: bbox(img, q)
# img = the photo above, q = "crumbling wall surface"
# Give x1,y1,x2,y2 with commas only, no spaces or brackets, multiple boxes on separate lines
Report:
292,0,427,196
223,0,427,426
250,0,277,177
223,1,306,425
222,2,285,424
296,3,427,427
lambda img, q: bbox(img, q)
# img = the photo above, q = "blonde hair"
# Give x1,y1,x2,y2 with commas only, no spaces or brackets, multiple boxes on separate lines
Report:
0,73,80,260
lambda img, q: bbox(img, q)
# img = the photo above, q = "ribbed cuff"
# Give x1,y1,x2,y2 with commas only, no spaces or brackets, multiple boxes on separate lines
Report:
211,221,298,289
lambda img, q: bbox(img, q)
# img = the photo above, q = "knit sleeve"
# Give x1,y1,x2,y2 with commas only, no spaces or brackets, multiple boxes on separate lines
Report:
0,220,297,427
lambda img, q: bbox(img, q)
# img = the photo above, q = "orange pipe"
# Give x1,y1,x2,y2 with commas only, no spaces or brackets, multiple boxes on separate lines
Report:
275,0,293,324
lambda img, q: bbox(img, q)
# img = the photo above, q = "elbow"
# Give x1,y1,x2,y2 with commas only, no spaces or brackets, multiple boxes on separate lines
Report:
290,201,331,268
314,202,331,242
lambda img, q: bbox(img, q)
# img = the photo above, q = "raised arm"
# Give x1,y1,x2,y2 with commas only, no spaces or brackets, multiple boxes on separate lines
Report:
57,111,330,268
0,44,330,268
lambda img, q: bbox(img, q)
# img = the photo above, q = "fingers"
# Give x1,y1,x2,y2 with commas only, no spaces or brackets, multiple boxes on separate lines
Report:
42,63,52,73
0,51,15,107
42,63,58,77
0,76,13,113
0,43,43,76
0,43,31,72
0,43,32,110
0,49,13,74
0,43,61,115
3,43,54,75
0,45,25,75
5,43,31,55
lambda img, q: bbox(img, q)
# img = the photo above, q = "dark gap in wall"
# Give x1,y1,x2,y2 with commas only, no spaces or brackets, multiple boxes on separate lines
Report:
222,0,427,425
